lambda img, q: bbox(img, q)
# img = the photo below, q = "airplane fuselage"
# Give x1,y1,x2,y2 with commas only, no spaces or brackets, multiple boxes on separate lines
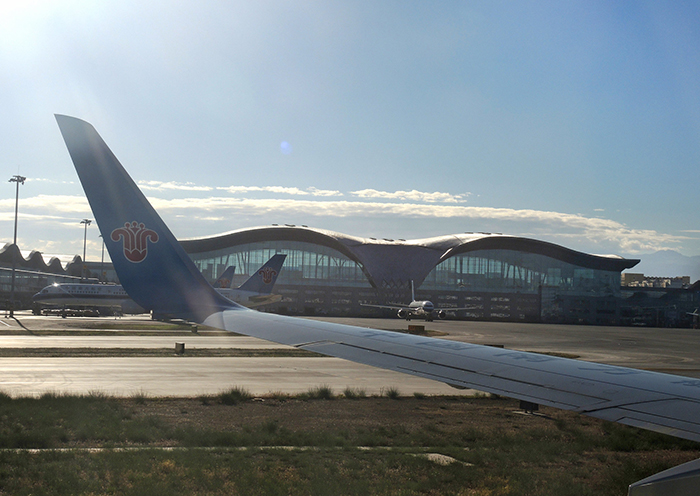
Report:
398,300,446,321
33,283,282,313
33,283,146,313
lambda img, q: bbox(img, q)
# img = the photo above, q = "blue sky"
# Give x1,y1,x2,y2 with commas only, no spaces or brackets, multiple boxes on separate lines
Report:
1,1,699,266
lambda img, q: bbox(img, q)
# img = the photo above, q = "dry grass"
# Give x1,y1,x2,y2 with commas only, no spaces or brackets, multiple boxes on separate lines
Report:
2,392,697,494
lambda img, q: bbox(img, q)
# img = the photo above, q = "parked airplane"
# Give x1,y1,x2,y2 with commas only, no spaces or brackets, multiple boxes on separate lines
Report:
362,281,475,321
32,283,144,314
33,256,284,312
216,254,286,307
55,115,700,494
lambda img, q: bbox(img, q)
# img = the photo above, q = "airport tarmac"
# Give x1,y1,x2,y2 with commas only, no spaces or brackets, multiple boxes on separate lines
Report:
1,312,699,397
0,313,470,398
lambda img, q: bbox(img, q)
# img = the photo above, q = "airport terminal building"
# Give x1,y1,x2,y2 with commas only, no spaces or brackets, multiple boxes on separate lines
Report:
181,225,640,325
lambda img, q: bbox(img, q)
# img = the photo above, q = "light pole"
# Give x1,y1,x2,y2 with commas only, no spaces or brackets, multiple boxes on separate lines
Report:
99,234,105,283
8,175,26,318
80,218,91,280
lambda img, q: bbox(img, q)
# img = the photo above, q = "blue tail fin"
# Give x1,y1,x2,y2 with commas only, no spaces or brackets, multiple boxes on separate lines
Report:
213,266,236,289
55,115,239,321
238,254,287,294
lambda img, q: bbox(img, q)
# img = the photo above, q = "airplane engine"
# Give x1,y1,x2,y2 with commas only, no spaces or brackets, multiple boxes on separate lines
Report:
397,309,409,319
436,309,447,320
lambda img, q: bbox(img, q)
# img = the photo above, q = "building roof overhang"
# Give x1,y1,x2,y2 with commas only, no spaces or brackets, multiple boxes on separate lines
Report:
180,225,640,287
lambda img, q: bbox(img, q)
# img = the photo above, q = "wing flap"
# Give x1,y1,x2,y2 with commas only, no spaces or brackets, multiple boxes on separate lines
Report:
604,399,700,440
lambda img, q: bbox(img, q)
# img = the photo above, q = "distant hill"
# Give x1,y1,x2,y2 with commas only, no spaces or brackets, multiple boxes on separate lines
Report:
625,250,700,282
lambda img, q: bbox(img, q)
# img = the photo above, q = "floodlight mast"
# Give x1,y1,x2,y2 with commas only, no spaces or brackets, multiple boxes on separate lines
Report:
8,175,26,318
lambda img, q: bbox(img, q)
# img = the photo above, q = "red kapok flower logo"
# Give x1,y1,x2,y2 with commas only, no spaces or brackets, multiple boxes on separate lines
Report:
258,267,277,284
111,221,159,263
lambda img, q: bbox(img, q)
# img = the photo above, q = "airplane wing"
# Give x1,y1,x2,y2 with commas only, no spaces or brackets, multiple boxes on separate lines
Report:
55,115,700,492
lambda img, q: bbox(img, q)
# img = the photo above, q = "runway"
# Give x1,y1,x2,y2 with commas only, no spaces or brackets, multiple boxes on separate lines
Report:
0,313,468,397
2,312,699,397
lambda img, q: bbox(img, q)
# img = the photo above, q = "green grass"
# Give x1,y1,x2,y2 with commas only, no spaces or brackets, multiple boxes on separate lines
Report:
215,386,254,405
303,384,334,400
0,393,698,495
343,387,367,399
0,449,478,496
381,386,401,399
0,392,182,449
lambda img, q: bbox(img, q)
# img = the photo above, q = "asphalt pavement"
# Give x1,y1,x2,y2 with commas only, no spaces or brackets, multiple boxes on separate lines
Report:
2,312,698,397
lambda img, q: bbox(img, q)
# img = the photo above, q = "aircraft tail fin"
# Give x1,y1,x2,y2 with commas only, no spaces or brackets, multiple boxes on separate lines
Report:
213,266,236,289
410,280,416,302
238,254,287,294
55,115,240,321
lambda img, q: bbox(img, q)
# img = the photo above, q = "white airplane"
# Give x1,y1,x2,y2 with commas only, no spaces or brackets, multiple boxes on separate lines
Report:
33,267,236,313
32,283,145,314
215,254,286,308
362,281,476,321
33,256,284,312
55,115,700,495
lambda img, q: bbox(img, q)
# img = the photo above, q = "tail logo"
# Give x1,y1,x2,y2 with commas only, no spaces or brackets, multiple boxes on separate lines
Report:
111,221,159,263
258,268,277,284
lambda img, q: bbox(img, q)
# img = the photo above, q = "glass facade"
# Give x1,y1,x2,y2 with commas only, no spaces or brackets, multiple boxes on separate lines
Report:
185,236,629,323
422,249,621,297
0,268,80,293
191,244,621,296
190,241,371,288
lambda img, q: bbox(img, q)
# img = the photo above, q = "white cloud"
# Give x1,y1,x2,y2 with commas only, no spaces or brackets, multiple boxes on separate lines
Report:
145,196,685,254
217,185,342,197
307,187,342,197
1,192,689,257
351,189,469,203
0,194,90,213
138,181,213,192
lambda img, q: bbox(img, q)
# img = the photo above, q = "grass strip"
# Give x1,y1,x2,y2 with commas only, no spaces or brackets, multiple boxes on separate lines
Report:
0,393,698,495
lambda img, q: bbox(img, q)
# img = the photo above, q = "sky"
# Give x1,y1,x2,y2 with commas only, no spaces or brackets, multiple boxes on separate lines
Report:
1,0,699,268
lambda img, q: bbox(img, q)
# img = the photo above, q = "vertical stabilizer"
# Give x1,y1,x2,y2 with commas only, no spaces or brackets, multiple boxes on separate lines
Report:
238,254,287,294
55,115,239,321
213,266,236,289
